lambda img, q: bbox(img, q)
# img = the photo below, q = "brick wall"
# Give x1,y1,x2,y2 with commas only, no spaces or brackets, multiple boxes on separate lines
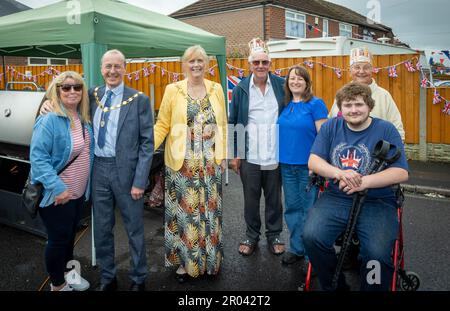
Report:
328,20,340,37
266,6,285,40
305,15,322,38
180,7,264,58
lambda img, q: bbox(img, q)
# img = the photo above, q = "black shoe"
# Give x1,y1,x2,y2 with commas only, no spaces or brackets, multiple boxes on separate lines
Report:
129,281,145,291
96,277,117,291
281,252,303,265
175,273,190,284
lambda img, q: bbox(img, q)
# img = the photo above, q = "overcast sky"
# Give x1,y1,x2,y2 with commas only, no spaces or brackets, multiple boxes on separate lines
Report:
16,0,450,50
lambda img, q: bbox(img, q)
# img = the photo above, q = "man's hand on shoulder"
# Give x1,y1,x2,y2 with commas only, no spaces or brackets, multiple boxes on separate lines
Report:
40,100,54,115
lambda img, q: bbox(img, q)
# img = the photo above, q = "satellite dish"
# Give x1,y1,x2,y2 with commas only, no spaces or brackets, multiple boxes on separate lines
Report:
377,37,391,44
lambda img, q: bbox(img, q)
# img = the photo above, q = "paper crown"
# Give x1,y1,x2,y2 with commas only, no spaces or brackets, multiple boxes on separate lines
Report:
248,38,269,54
350,47,373,66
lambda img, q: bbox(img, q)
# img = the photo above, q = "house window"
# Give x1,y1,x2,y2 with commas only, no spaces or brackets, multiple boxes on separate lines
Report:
323,19,329,37
285,11,306,38
339,23,352,38
362,29,373,41
28,57,68,66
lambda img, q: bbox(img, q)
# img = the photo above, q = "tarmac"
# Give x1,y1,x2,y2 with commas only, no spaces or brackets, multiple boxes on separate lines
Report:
403,160,450,197
0,159,449,293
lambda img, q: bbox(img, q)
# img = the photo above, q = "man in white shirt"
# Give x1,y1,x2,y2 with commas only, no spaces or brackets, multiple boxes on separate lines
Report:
328,47,405,141
229,38,286,256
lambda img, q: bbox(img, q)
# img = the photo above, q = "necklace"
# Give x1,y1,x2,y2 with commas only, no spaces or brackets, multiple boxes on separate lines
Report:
94,87,143,113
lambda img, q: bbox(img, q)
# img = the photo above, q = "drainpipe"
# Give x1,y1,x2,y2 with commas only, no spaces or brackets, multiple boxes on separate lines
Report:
262,1,267,41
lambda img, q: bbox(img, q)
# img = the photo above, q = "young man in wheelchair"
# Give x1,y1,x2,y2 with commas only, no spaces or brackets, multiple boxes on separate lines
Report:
302,82,409,291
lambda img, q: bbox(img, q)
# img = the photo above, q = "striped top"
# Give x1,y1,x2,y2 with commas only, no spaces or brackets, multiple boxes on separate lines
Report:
59,115,91,200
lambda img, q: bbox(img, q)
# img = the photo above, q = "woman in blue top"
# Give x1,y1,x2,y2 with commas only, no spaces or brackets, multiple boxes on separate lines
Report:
30,71,94,291
277,66,328,268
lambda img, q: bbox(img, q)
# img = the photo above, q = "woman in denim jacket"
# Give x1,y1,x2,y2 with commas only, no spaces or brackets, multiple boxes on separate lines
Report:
30,71,94,291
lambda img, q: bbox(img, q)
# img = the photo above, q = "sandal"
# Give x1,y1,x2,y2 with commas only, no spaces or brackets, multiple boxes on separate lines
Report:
268,237,285,255
238,239,257,256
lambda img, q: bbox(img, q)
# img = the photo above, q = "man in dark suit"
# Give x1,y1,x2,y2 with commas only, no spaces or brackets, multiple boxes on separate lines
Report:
41,50,154,291
91,49,153,291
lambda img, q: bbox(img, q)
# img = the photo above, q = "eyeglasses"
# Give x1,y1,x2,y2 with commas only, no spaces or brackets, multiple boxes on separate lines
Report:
58,84,83,92
252,60,270,66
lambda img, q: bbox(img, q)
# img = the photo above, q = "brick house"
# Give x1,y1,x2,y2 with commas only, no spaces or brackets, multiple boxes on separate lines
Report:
170,0,396,57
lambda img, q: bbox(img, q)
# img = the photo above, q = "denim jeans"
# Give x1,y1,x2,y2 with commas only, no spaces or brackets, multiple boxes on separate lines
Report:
303,191,399,291
39,197,84,287
280,164,318,256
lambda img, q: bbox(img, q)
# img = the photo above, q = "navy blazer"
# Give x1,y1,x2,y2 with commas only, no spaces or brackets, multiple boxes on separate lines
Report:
89,85,154,190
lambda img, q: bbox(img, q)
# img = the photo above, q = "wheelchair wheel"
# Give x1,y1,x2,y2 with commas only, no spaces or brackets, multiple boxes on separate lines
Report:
399,271,420,291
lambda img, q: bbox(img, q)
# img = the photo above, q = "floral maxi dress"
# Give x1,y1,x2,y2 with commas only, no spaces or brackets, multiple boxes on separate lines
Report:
164,95,223,277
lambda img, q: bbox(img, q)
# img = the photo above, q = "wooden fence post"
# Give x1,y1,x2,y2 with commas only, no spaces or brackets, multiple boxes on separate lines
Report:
419,84,427,161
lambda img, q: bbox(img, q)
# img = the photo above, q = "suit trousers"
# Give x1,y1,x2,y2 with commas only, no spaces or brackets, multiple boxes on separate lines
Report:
239,160,283,243
92,156,147,285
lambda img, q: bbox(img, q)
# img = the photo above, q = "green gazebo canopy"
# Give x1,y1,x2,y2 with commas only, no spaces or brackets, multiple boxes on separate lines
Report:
0,0,227,91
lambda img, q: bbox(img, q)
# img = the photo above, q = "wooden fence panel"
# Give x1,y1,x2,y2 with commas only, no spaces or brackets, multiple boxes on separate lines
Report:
5,54,448,144
427,88,450,144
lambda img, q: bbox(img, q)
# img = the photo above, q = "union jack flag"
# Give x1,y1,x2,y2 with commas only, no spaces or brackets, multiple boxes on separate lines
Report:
421,77,429,88
416,60,422,71
134,72,140,81
143,67,150,77
227,75,242,105
334,68,342,79
433,88,442,104
209,68,215,76
303,60,314,68
404,61,416,72
274,69,282,76
149,64,156,74
340,149,362,169
238,69,244,78
172,73,179,82
443,101,450,115
388,66,398,78
372,67,380,74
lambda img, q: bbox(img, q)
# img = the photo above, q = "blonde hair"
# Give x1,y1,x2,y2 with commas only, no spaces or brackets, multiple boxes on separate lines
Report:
45,71,90,127
181,45,209,74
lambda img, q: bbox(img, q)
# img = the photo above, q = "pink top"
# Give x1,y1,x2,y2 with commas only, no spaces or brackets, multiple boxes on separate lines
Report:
59,115,91,200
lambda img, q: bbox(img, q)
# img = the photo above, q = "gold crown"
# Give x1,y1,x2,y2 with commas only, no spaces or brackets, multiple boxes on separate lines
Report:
350,47,373,66
248,38,269,54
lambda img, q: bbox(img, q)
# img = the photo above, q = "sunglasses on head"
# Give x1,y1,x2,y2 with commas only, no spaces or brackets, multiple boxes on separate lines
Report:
58,84,83,92
252,60,270,66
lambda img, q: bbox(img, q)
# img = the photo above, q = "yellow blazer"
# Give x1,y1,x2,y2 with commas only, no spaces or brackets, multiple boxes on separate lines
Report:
154,79,228,171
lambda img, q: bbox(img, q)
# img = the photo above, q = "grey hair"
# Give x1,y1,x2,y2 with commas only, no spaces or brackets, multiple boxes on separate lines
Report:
248,51,271,63
101,49,126,67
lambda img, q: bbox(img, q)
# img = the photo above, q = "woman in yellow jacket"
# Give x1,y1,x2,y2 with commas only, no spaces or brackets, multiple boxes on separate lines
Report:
154,45,227,283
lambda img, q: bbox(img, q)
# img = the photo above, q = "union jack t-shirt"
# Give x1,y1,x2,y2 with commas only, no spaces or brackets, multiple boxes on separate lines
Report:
310,117,408,201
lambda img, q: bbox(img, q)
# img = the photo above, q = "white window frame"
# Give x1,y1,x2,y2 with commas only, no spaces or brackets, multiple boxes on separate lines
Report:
339,23,353,38
27,57,68,66
285,10,306,38
323,19,329,37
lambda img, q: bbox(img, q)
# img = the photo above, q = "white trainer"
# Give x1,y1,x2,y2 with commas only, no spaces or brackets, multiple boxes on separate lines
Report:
65,269,90,291
50,282,73,291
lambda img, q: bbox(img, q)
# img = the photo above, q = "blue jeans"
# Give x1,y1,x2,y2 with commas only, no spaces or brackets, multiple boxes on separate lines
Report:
303,192,399,291
280,164,317,256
